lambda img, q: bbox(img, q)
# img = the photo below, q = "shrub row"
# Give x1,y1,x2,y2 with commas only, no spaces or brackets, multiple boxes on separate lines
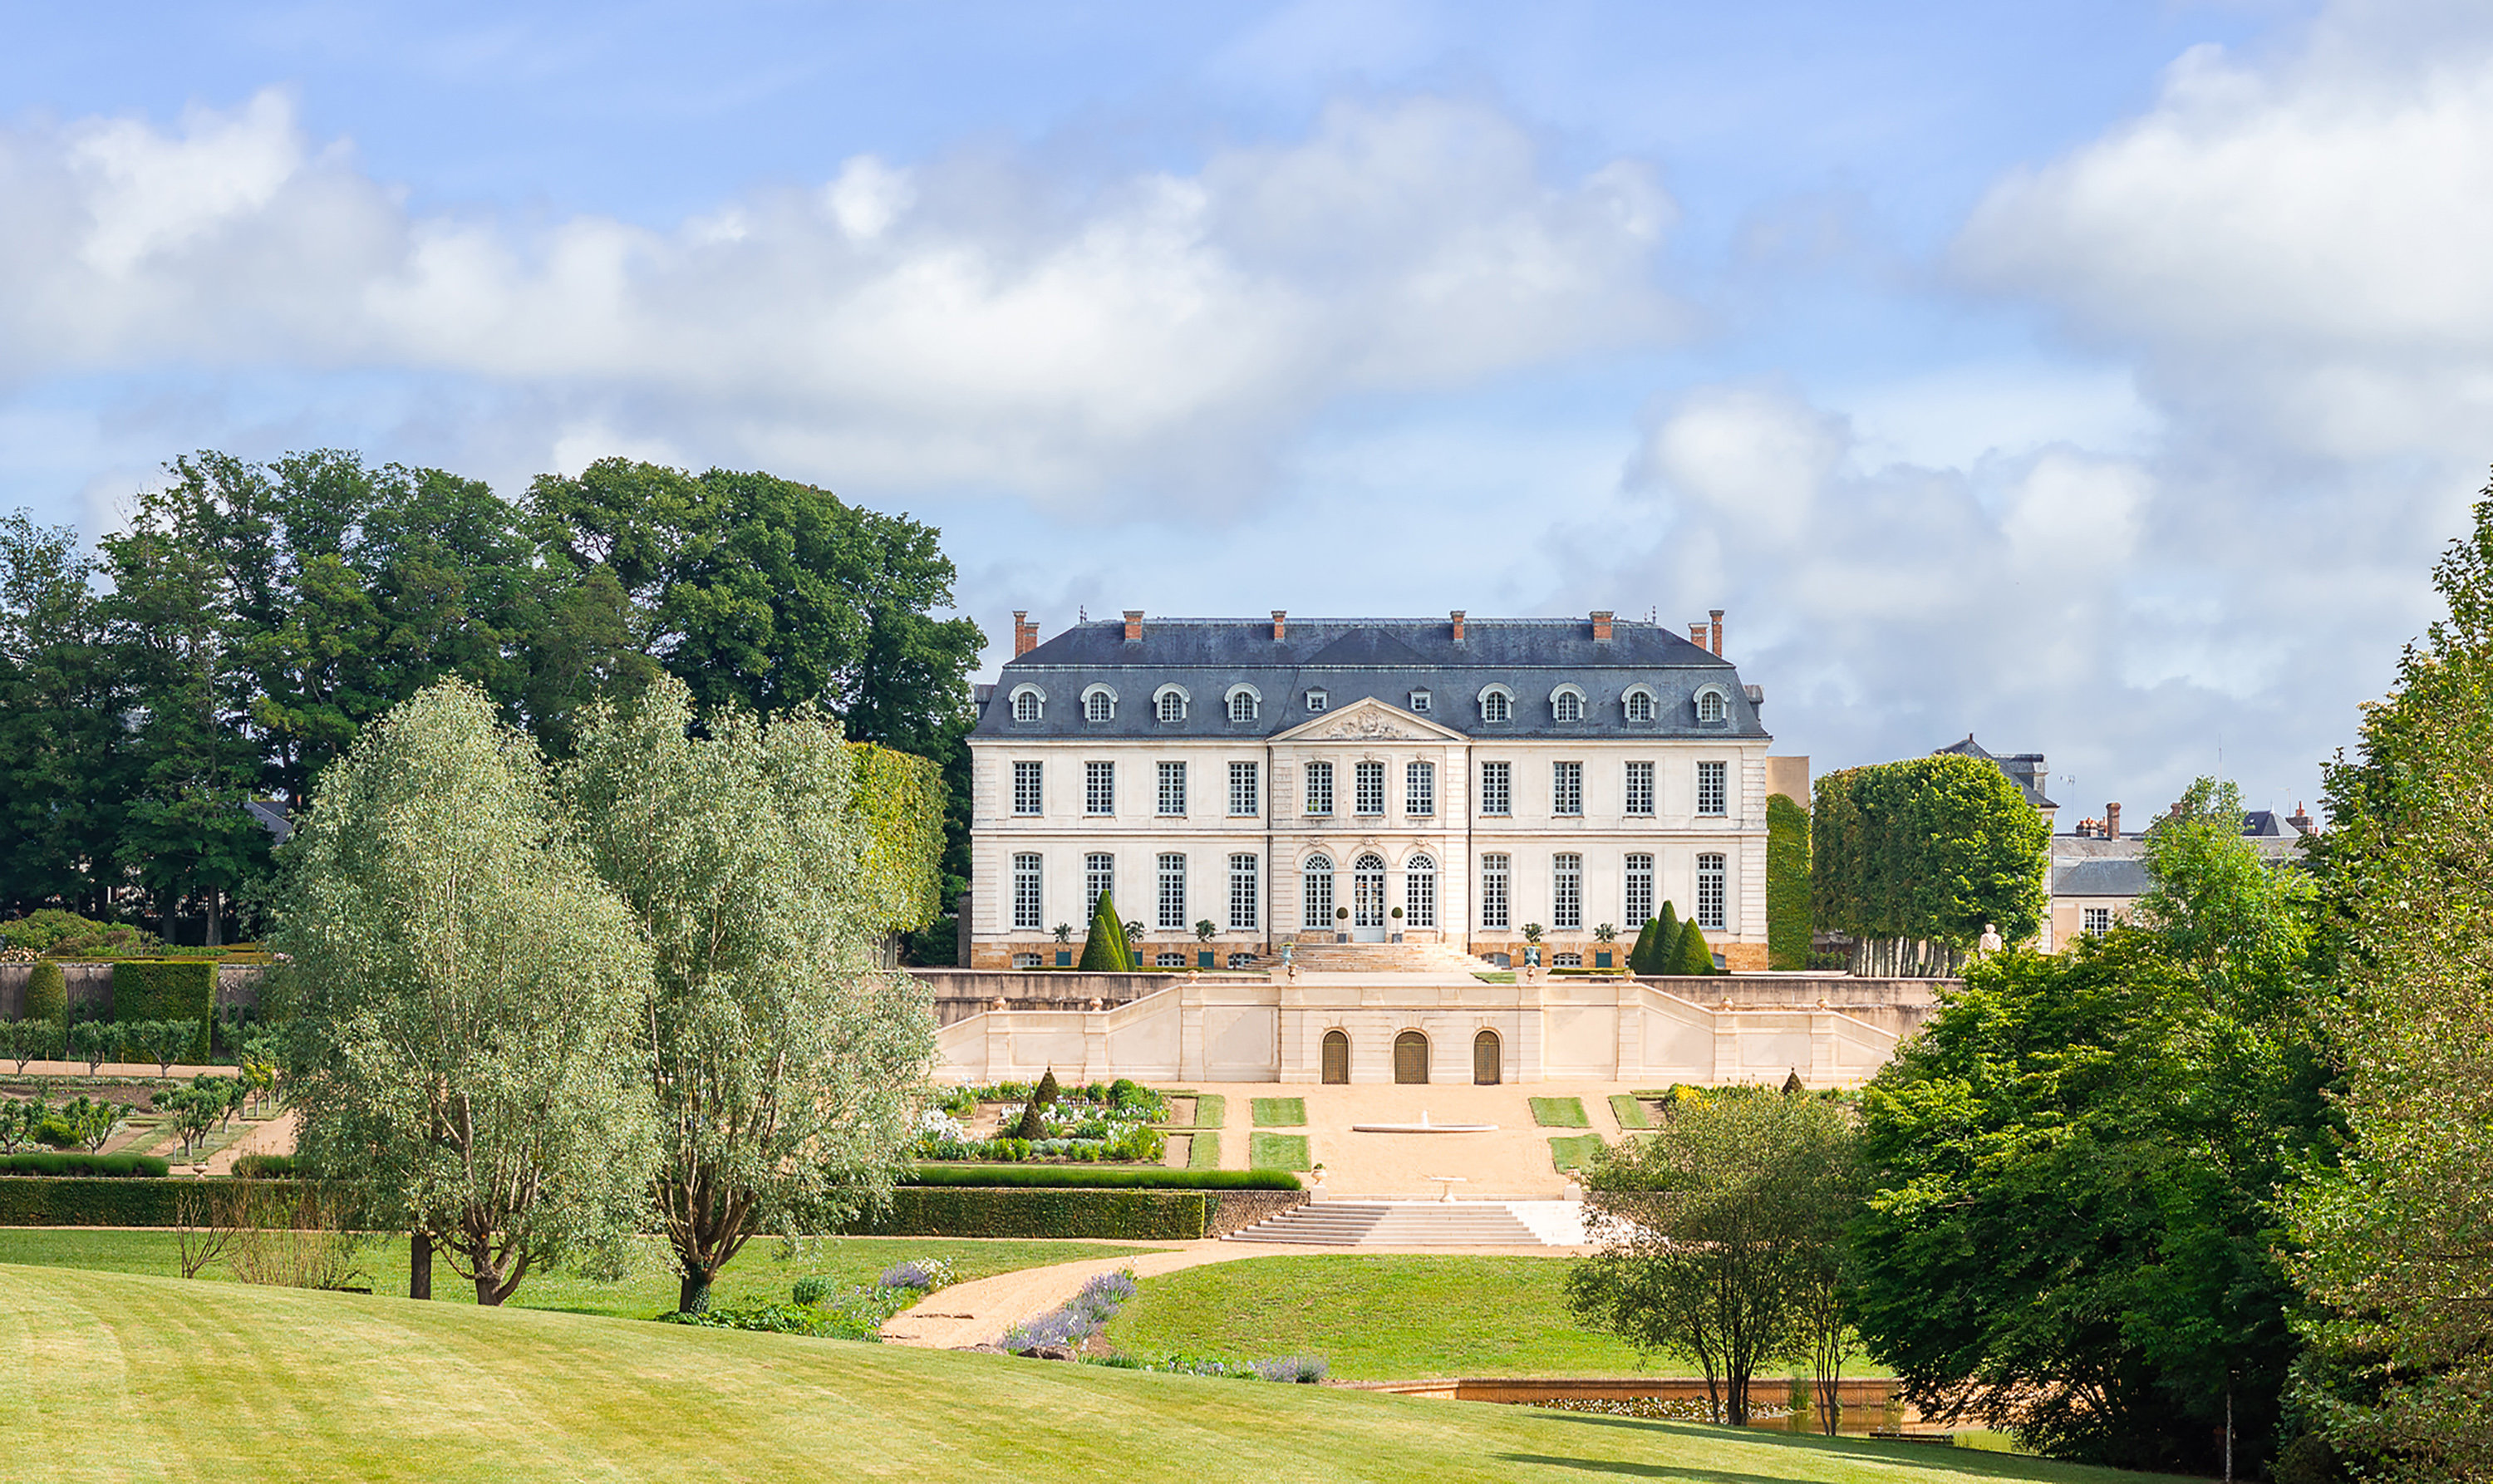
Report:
0,1152,169,1177
111,961,215,1063
904,1164,1296,1192
843,1187,1215,1241
0,1176,186,1225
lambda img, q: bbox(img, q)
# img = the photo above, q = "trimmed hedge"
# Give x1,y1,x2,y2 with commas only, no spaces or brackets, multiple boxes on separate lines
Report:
22,961,66,1024
843,1187,1214,1241
232,1154,297,1178
111,961,214,1063
0,1152,170,1177
1766,792,1813,970
0,1176,185,1225
905,1164,1296,1191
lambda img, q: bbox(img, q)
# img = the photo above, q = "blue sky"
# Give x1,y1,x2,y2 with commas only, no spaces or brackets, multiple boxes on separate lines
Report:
7,0,2486,822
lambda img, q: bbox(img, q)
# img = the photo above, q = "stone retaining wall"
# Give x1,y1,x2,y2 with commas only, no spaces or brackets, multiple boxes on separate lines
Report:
1206,1188,1312,1237
0,963,266,1020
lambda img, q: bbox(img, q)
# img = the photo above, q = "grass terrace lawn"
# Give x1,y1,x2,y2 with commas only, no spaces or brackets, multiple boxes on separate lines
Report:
1,1264,2191,1484
1529,1097,1591,1128
0,1229,1168,1318
1248,1132,1310,1171
1251,1097,1306,1127
1187,1132,1222,1169
1608,1093,1654,1129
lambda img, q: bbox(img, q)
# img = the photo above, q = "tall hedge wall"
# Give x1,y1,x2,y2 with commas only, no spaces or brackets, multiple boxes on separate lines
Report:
1766,793,1812,970
847,743,947,935
110,961,214,1062
843,1186,1213,1241
1810,755,2048,959
0,1177,187,1226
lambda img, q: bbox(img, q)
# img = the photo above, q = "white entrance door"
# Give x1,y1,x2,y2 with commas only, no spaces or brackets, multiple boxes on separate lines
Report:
1352,853,1389,941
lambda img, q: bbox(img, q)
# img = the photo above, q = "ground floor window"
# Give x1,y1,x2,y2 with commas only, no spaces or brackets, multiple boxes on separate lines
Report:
1228,854,1260,931
1155,951,1187,968
1011,952,1042,969
1696,852,1726,931
1227,952,1256,970
1158,853,1188,930
1404,854,1437,928
2082,906,2112,936
1553,951,1582,968
1304,855,1335,931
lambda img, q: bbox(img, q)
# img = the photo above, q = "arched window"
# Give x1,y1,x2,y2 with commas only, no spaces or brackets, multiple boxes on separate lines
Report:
1352,853,1387,929
1394,1030,1430,1085
1481,688,1512,724
1084,688,1115,722
1552,687,1584,723
1321,1029,1350,1084
1012,690,1042,722
1404,853,1437,928
1227,688,1260,722
1624,689,1655,722
1156,690,1185,723
1473,1029,1501,1085
1696,689,1726,723
1302,855,1335,931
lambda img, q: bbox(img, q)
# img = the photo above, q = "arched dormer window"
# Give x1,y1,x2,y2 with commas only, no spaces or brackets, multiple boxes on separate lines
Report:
1153,685,1189,724
1009,685,1045,723
1551,684,1586,723
1622,685,1657,723
1694,685,1729,724
1082,685,1118,723
1225,685,1261,722
1478,685,1514,724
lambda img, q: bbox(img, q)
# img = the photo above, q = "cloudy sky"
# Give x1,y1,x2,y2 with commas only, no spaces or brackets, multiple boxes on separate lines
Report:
2,0,2484,818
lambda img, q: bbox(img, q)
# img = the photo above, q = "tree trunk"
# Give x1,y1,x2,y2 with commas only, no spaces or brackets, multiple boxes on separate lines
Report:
678,1266,715,1314
204,886,222,948
409,1231,432,1300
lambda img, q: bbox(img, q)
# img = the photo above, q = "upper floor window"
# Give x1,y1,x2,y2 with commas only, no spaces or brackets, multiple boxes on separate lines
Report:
1408,690,1431,713
1227,687,1261,722
2082,907,2112,936
1624,761,1655,817
1696,760,1728,817
1229,760,1260,817
1084,687,1116,723
1480,688,1512,724
1696,852,1727,931
1552,761,1583,816
1405,761,1436,817
1306,689,1329,714
1304,761,1335,816
1155,690,1186,723
1624,689,1655,723
1355,760,1386,816
1085,761,1116,815
1157,760,1187,816
1011,688,1043,723
1480,760,1512,815
1696,689,1727,723
1551,687,1585,723
1012,760,1043,816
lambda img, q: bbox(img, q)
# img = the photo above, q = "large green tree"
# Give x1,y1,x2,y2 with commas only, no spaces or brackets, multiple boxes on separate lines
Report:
273,681,656,1305
1849,785,2326,1472
0,514,129,916
2288,481,2493,1482
559,676,937,1313
1811,754,2048,975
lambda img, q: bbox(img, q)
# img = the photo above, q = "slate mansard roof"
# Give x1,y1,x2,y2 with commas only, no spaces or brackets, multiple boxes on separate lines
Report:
975,616,1771,741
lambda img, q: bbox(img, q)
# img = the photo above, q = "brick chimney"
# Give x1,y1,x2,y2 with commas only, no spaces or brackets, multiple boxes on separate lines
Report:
1591,610,1614,642
1271,609,1286,641
1450,610,1467,643
1709,609,1724,656
2289,802,2314,836
1012,611,1038,658
1688,622,1709,646
1122,609,1143,642
2105,802,2122,840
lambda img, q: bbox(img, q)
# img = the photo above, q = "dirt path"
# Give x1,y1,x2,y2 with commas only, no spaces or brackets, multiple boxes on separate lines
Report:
879,1236,1591,1350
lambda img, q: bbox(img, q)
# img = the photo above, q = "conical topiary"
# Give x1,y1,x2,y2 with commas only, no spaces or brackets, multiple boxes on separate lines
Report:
23,961,66,1025
1673,919,1714,975
1628,916,1660,975
1077,890,1133,971
1647,903,1684,975
1782,1069,1805,1096
1033,1067,1061,1108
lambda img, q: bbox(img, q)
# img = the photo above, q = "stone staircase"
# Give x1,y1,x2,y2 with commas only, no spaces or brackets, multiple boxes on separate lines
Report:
1251,940,1490,975
1223,1199,1546,1246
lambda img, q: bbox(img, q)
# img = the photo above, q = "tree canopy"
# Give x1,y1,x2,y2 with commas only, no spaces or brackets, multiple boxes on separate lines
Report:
1810,754,2048,974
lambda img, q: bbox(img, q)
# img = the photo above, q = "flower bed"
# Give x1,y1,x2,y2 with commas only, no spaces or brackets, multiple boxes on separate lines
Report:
918,1077,1171,1164
663,1256,961,1339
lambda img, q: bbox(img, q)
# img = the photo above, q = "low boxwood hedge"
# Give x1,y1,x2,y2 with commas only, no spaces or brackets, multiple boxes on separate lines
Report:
0,1152,169,1177
843,1187,1215,1241
902,1165,1296,1192
0,1176,186,1225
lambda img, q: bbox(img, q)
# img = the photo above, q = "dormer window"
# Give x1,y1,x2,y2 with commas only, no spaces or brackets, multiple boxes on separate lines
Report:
1697,690,1726,723
1154,687,1187,723
1082,685,1117,723
1010,686,1044,722
1306,690,1328,714
1409,690,1431,713
1227,688,1260,722
1625,690,1655,723
1480,688,1512,724
1552,688,1585,723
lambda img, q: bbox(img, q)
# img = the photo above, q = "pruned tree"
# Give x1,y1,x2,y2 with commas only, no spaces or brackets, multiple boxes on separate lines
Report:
560,676,937,1314
273,680,656,1306
1810,755,2048,975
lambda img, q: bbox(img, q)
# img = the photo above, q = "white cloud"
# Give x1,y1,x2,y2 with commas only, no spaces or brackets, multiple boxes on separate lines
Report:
0,89,1678,511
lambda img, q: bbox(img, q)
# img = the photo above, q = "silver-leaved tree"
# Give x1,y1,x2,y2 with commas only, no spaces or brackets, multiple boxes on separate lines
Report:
273,681,657,1305
562,677,937,1313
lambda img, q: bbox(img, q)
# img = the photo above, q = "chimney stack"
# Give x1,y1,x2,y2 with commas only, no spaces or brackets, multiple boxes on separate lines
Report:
1689,622,1709,647
1591,610,1614,642
2105,802,2122,840
1123,609,1143,642
1709,609,1724,656
1271,609,1286,641
1012,611,1038,658
2289,802,2314,836
1450,610,1467,643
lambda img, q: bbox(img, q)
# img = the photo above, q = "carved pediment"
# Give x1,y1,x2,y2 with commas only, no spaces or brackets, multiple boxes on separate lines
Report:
1305,710,1428,741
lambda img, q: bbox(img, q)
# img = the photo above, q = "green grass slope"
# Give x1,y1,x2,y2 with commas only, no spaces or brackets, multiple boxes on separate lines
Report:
0,1265,2189,1484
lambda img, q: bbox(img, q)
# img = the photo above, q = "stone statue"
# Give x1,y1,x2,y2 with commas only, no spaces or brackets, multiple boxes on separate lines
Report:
1978,922,2004,955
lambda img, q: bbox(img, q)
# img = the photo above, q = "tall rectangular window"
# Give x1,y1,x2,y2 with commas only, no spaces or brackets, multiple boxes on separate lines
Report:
1158,760,1187,816
1158,853,1188,930
1228,760,1260,817
2082,906,2112,936
1405,761,1435,816
1228,854,1260,931
1085,761,1115,815
1625,853,1654,926
1405,857,1436,928
1305,761,1334,815
1624,761,1654,817
1012,760,1043,816
1552,853,1583,930
1355,760,1385,815
1480,853,1511,930
1480,761,1512,815
1085,853,1115,911
1012,853,1043,929
1552,761,1583,816
1696,760,1728,816
1697,852,1726,931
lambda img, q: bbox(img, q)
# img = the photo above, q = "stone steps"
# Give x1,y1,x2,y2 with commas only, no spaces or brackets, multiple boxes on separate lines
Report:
1223,1200,1546,1246
1252,941,1490,975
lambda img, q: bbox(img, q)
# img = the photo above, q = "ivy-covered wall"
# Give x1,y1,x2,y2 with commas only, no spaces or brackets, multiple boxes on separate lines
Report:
845,743,946,934
1766,793,1812,970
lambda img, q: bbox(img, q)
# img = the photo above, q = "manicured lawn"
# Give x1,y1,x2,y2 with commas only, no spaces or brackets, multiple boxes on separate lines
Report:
1248,1132,1310,1171
0,1263,2193,1483
1187,1132,1222,1169
1549,1135,1606,1172
0,1228,1167,1318
1529,1097,1590,1128
1190,1093,1227,1129
1607,1093,1653,1129
1251,1097,1306,1127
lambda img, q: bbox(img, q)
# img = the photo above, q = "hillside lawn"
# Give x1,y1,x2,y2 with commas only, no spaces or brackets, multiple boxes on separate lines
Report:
1,1264,2196,1484
0,1229,1167,1318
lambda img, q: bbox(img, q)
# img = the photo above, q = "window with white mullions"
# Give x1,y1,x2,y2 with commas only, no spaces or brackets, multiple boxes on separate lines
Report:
1552,853,1583,931
1480,761,1511,815
1158,853,1188,930
1086,761,1115,815
1625,853,1653,926
1405,853,1437,928
1625,761,1654,816
1697,853,1726,931
1352,853,1387,928
1355,760,1385,815
1158,760,1187,816
1228,854,1259,931
1013,690,1041,722
1012,760,1043,815
1302,855,1335,930
1404,761,1434,816
1304,761,1334,815
1697,760,1727,816
1156,690,1185,723
1480,853,1511,930
1229,760,1260,817
1086,853,1114,911
1552,761,1582,816
1012,853,1042,930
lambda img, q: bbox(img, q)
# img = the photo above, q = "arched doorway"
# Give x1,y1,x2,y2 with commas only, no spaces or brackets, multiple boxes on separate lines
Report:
1394,1029,1429,1084
1321,1029,1350,1084
1352,853,1388,941
1473,1029,1501,1084
1404,853,1437,928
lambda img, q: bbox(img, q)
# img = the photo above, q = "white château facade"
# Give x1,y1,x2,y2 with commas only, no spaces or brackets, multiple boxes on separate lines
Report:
965,610,1774,970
